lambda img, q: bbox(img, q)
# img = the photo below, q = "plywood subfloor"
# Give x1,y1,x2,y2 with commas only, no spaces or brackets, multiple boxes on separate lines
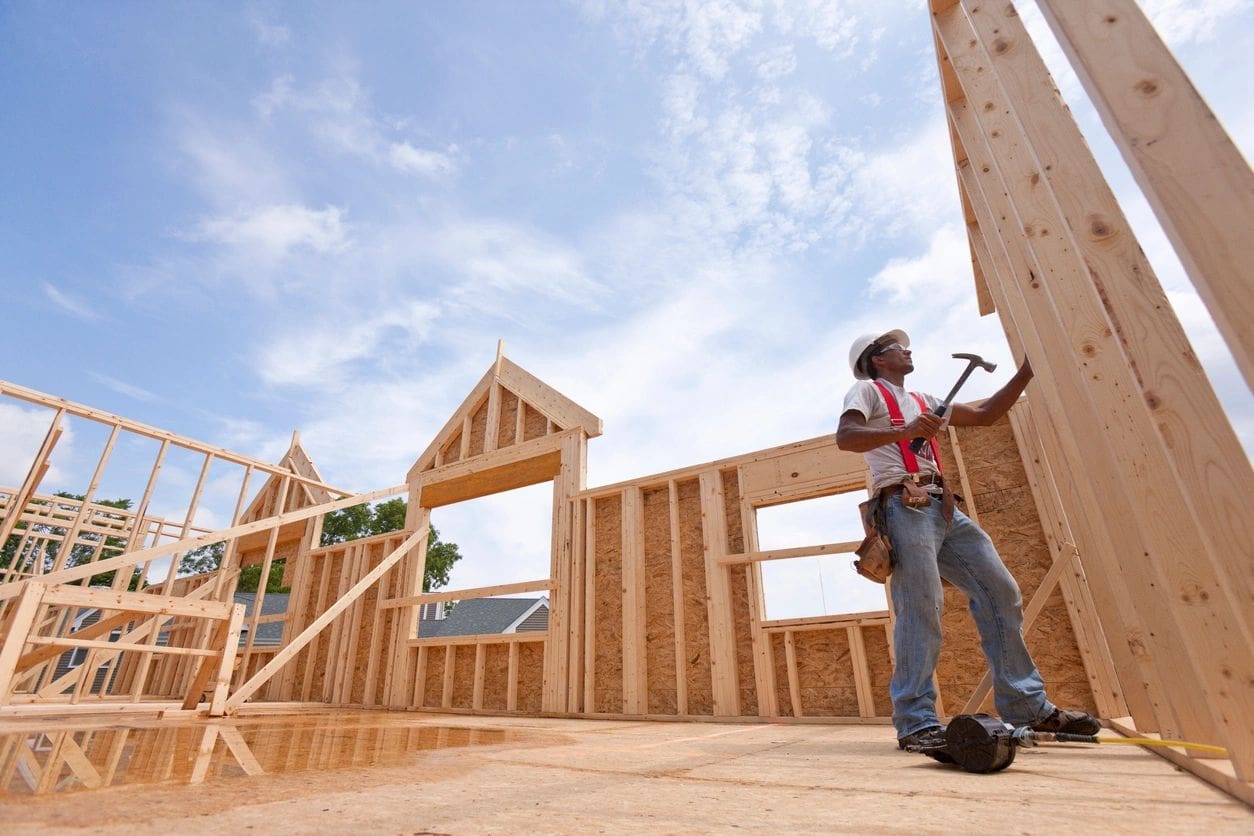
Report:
2,709,1248,834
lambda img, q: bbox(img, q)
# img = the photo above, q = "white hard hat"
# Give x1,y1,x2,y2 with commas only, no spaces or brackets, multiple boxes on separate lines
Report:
848,329,910,380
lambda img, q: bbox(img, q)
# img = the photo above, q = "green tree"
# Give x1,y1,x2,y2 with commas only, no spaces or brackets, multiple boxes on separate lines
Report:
320,498,460,592
237,561,289,594
179,541,225,576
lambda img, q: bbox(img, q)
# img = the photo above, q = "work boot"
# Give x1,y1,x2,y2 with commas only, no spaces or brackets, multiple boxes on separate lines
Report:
897,725,954,764
1029,707,1100,736
897,725,946,750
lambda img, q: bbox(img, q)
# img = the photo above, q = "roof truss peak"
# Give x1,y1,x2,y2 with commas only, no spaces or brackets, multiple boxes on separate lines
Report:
408,350,601,482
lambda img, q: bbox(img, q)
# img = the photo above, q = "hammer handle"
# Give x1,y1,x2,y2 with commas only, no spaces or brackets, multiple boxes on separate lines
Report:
908,404,949,454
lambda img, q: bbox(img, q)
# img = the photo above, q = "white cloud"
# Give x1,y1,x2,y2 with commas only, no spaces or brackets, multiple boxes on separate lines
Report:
1140,0,1248,45
192,203,350,259
428,219,603,310
42,282,99,322
0,403,72,487
250,72,463,181
249,15,291,48
257,299,440,388
88,373,160,404
388,142,458,177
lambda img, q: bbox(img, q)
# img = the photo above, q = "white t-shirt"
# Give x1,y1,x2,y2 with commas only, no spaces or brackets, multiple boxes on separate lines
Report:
841,379,945,495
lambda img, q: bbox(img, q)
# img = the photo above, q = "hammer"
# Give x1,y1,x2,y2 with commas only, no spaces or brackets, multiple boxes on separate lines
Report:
908,353,997,453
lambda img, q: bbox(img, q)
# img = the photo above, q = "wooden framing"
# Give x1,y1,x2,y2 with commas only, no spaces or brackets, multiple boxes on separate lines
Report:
929,0,1252,791
2,6,1251,799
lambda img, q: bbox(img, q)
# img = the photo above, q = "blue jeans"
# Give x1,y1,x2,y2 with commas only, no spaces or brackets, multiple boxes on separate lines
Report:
882,492,1053,737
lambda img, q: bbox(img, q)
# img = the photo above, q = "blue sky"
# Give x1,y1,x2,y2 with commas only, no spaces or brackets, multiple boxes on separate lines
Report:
2,1,1251,618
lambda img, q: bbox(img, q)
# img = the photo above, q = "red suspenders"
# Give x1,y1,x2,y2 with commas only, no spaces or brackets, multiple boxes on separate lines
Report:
872,381,943,476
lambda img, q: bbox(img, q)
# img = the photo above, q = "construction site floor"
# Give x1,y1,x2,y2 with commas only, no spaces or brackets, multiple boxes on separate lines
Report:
2,708,1249,833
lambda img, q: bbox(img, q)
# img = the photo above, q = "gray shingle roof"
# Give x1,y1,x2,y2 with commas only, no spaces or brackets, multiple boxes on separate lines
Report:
233,592,290,646
418,597,547,638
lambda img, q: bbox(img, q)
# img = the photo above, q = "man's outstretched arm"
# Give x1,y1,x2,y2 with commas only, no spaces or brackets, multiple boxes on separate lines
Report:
948,357,1034,427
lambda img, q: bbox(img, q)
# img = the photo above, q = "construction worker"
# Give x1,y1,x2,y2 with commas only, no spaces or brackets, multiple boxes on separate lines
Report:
836,329,1100,753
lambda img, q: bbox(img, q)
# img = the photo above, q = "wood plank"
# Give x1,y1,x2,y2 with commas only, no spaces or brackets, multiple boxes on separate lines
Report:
583,497,596,713
472,643,486,710
1009,403,1127,719
847,625,875,718
1034,0,1254,388
12,610,141,675
784,630,802,718
384,578,553,608
0,584,46,705
507,640,519,712
0,412,63,558
947,108,1161,732
40,586,233,621
483,382,502,454
719,540,862,566
937,3,1249,768
413,645,429,708
940,7,1171,727
699,470,739,715
667,481,688,716
621,487,646,714
441,644,456,708
737,489,778,717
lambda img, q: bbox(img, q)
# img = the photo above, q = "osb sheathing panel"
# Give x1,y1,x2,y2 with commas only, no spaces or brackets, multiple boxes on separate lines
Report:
522,403,548,442
423,647,447,707
517,641,544,713
468,399,489,458
309,553,341,698
769,633,794,717
483,643,510,711
794,629,860,717
722,469,757,715
442,431,462,464
642,486,678,715
593,495,624,714
451,643,477,709
498,389,519,447
349,546,381,704
676,478,713,715
935,418,1094,713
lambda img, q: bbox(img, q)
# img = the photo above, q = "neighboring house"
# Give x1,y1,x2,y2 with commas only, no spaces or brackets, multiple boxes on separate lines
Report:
232,592,291,647
417,596,548,639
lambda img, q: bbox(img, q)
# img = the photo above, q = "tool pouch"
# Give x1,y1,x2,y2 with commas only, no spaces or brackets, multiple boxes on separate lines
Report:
854,497,893,584
901,479,931,508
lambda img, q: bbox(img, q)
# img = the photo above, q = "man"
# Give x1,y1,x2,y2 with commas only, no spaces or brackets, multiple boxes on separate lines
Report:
836,328,1099,753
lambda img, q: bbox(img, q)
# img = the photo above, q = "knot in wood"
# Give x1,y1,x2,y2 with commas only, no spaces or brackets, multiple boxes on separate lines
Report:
1005,3,1018,16
1135,78,1159,96
1088,215,1113,239
983,100,995,111
993,37,1010,54
1144,390,1161,410
1179,581,1209,605
1079,342,1098,358
1103,15,1117,24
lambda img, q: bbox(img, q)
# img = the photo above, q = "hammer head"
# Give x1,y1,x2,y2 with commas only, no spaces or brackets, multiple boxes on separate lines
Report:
953,352,997,373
